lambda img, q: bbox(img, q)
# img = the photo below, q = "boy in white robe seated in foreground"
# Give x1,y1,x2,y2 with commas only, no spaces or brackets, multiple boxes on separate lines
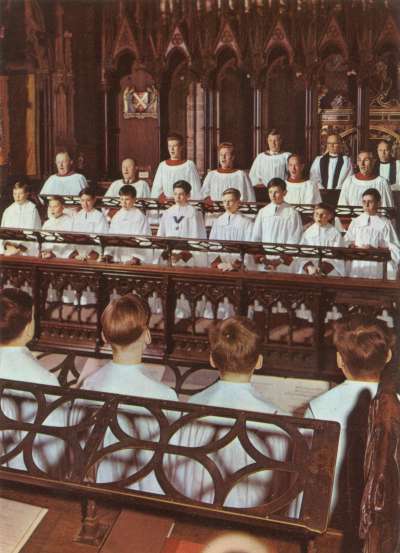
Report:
285,154,321,205
1,181,41,256
252,178,303,272
0,288,65,473
69,187,108,261
305,316,396,535
104,158,150,198
41,196,74,259
338,151,393,208
297,203,345,277
209,187,254,272
73,293,177,492
105,184,152,264
201,142,255,202
151,133,202,200
171,317,289,507
157,180,207,267
344,188,400,280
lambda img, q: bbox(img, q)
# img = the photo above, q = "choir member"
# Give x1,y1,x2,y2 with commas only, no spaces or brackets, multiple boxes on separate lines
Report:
338,151,394,207
41,196,74,259
106,184,151,264
1,181,41,256
0,288,65,473
201,142,255,201
309,133,353,189
376,139,400,191
171,316,288,507
249,129,291,187
209,187,254,271
344,188,400,279
285,154,322,205
40,151,87,196
104,158,151,198
305,316,396,520
74,293,177,492
297,203,345,277
151,133,202,199
157,180,206,267
252,178,303,272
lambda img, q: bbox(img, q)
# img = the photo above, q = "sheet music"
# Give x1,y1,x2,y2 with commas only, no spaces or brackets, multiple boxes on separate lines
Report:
0,498,47,553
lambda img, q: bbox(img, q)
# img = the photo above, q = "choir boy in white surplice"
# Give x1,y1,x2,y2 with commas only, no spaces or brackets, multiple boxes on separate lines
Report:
201,143,255,202
40,151,87,196
157,180,206,267
106,184,152,264
305,316,397,525
69,187,109,261
310,133,353,190
344,188,400,280
209,188,254,272
1,181,41,257
249,129,291,187
285,154,322,205
252,178,303,273
377,140,400,191
151,133,202,199
104,158,150,198
171,317,289,507
298,203,345,277
0,289,65,474
74,294,178,494
41,196,74,259
338,151,393,208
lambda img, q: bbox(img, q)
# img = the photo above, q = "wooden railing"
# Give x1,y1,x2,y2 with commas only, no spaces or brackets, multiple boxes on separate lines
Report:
0,378,340,547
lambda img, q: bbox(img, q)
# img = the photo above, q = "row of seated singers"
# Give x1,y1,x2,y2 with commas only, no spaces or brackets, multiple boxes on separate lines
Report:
37,134,397,207
2,178,399,278
0,288,397,528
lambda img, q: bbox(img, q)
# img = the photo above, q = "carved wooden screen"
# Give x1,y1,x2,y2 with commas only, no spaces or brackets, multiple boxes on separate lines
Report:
262,56,305,155
217,56,253,169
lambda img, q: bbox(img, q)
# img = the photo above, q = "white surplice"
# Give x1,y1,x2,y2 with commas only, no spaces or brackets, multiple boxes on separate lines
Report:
338,175,394,207
151,160,202,199
209,211,254,267
309,155,353,189
170,381,289,507
106,207,152,263
72,361,178,494
297,223,345,276
40,172,87,196
0,347,65,475
344,213,400,279
1,201,41,256
70,208,109,259
249,151,291,187
42,214,74,257
378,160,400,191
201,169,255,201
104,179,151,198
285,180,322,205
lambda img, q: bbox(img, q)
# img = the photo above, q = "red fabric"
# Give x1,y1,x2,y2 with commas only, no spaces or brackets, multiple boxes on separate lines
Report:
165,159,186,166
287,177,306,183
216,168,237,174
355,172,376,181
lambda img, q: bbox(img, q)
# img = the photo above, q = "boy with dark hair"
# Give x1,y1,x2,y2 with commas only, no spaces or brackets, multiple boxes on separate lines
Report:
173,317,289,507
252,178,303,272
41,196,74,258
345,187,400,279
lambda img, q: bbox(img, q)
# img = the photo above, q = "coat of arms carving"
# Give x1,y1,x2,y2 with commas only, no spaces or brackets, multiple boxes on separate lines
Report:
123,85,158,119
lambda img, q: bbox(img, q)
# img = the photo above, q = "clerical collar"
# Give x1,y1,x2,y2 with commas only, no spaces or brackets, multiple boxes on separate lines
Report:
166,159,186,166
328,155,338,159
287,177,306,183
217,168,237,173
57,171,75,177
355,172,375,181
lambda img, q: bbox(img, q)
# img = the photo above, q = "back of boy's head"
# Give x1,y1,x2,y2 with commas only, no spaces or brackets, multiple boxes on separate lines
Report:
173,180,191,195
333,315,393,379
208,316,262,375
0,288,33,345
267,177,286,192
101,293,150,347
119,184,137,198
